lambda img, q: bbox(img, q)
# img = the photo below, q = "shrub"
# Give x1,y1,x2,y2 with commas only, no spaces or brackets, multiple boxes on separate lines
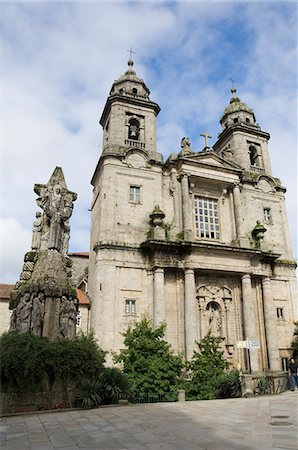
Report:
75,368,130,408
0,331,106,393
185,331,229,400
76,378,103,409
114,316,184,399
216,369,241,398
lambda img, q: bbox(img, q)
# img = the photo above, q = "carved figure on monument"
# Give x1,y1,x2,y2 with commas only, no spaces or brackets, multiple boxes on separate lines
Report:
31,293,45,336
34,167,77,254
31,212,43,250
16,293,32,333
59,296,77,339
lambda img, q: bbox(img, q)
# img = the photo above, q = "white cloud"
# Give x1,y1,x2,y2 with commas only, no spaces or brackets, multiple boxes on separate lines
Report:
1,1,297,282
1,218,31,284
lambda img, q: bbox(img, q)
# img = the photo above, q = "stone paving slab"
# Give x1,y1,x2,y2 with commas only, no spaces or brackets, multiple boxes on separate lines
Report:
0,390,297,449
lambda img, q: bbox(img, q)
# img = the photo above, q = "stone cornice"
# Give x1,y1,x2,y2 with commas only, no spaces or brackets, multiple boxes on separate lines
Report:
100,94,160,127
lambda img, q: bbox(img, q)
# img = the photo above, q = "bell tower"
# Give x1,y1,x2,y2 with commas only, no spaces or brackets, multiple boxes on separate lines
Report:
100,59,160,158
213,87,272,176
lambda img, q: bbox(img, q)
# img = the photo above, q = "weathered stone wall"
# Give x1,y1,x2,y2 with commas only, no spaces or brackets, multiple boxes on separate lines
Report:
0,379,76,415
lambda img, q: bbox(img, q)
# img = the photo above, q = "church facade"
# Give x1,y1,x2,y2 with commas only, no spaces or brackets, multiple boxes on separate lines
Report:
88,59,297,371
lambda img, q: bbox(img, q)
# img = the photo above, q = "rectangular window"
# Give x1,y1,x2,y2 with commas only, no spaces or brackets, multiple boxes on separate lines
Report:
194,197,220,239
76,313,81,326
281,357,288,371
125,299,136,315
263,207,271,224
129,185,141,203
276,307,284,319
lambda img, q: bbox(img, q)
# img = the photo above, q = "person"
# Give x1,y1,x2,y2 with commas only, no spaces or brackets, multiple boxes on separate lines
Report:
288,358,298,391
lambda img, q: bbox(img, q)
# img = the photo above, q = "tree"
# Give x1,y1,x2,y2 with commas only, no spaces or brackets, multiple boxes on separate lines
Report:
185,331,229,400
291,321,298,360
114,317,184,400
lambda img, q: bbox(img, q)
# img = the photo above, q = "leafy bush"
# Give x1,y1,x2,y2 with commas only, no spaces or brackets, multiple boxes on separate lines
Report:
216,369,241,398
291,322,298,360
185,331,229,400
0,331,106,393
99,367,130,404
114,316,184,399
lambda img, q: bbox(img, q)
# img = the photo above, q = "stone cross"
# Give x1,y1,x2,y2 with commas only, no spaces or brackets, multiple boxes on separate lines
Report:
127,46,135,59
229,76,236,88
200,131,212,148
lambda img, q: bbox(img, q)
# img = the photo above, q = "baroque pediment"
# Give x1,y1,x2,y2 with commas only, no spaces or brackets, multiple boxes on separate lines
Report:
181,150,241,171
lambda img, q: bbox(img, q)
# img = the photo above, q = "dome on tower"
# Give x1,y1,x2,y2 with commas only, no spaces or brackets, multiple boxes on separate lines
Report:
109,59,150,99
220,88,256,130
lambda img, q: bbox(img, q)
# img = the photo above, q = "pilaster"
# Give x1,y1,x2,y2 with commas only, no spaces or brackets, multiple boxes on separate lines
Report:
262,277,280,371
153,268,165,327
184,269,197,360
241,274,260,372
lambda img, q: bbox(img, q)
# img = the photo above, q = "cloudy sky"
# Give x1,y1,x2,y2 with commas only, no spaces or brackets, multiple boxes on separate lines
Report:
1,1,297,283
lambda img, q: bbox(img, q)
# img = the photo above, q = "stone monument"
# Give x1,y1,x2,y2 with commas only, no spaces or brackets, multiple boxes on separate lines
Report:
9,167,78,340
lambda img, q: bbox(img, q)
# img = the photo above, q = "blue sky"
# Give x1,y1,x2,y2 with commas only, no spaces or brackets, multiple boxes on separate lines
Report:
1,1,297,283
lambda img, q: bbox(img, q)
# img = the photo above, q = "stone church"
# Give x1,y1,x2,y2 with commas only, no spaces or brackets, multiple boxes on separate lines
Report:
87,58,297,371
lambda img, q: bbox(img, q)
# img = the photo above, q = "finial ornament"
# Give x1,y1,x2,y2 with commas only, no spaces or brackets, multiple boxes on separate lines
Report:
229,76,238,98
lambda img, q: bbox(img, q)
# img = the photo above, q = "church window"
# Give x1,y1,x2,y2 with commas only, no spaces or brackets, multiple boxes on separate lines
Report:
233,117,238,123
132,88,138,95
125,299,136,315
128,118,140,140
246,118,250,123
194,197,220,239
276,307,284,319
263,207,271,224
129,185,141,203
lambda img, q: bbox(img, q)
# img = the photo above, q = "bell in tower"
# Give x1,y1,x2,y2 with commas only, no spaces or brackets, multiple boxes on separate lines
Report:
99,58,161,157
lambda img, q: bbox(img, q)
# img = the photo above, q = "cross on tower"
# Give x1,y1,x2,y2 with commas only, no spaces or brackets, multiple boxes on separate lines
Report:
200,131,212,148
127,46,135,59
229,76,236,88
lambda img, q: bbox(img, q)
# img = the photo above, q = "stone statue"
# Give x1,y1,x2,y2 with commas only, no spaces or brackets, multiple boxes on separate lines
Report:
31,212,43,250
34,167,77,255
179,137,193,157
9,167,78,341
181,137,191,149
59,296,77,339
207,303,222,336
31,293,45,336
16,293,32,333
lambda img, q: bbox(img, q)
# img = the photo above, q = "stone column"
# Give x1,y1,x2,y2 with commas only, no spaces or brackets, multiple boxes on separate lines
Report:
241,274,259,372
184,269,197,360
233,184,249,247
262,277,280,371
181,174,192,240
153,268,165,327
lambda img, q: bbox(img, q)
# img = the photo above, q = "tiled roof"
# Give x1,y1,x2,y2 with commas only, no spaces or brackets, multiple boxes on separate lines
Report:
0,283,89,306
76,288,90,305
0,284,14,299
69,252,89,257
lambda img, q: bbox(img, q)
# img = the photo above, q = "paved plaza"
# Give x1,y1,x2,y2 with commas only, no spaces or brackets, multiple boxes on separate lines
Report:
0,390,297,450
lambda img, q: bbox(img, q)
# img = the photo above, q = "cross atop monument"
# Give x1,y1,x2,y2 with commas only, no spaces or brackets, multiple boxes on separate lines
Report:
200,131,212,148
127,46,135,60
